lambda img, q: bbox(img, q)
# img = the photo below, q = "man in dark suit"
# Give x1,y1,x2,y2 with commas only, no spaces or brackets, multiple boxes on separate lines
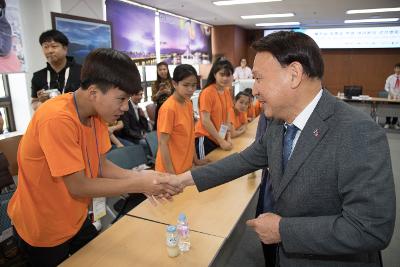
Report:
116,88,150,146
168,31,396,266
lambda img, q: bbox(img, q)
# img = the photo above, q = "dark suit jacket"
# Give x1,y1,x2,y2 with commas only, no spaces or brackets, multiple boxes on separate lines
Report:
116,101,149,143
191,90,396,267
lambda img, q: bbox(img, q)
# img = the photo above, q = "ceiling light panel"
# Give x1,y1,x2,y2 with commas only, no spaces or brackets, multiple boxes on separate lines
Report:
241,13,294,19
346,7,400,14
213,0,282,6
256,21,300,26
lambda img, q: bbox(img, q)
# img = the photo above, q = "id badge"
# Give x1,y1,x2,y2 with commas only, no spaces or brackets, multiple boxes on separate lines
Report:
92,197,106,221
218,124,229,139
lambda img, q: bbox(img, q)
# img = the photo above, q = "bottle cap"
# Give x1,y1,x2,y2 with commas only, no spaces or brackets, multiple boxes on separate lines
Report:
166,225,176,232
178,213,186,221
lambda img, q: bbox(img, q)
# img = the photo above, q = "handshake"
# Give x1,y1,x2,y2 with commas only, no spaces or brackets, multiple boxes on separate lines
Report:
139,170,194,204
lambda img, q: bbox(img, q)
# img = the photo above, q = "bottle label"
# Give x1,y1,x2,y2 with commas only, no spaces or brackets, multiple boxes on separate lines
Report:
166,236,178,247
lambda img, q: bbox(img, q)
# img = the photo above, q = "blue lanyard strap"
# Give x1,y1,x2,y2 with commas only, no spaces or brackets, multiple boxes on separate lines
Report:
73,92,103,178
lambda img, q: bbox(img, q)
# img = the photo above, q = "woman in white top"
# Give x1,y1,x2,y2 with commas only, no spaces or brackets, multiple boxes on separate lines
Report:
233,58,253,80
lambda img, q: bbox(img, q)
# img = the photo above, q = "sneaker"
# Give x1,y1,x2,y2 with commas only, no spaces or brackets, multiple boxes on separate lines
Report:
384,124,390,129
394,124,400,130
92,220,102,231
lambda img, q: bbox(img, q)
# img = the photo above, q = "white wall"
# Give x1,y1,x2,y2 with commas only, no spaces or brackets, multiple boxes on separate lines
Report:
60,0,104,20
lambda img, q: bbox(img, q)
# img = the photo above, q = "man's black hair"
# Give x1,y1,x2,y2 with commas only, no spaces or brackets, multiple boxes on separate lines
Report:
39,30,69,46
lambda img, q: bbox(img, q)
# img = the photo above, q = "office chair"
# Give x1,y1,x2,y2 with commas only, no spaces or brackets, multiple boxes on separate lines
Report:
106,145,148,223
145,131,158,166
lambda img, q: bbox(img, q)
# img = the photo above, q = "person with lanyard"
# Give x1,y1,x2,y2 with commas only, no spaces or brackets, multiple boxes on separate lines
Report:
384,62,400,129
151,61,173,102
155,64,209,175
7,48,182,267
162,31,395,267
31,29,82,111
194,57,234,159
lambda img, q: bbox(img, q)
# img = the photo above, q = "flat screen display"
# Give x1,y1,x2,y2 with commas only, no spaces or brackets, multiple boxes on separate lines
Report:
264,26,400,49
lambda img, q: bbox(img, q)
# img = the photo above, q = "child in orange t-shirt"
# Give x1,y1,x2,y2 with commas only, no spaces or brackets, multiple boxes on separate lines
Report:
7,48,181,267
195,58,235,159
156,64,208,174
229,92,250,138
254,98,262,117
243,88,256,122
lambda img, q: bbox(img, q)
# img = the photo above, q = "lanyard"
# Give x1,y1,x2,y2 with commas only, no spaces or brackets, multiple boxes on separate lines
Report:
47,67,70,94
73,92,103,178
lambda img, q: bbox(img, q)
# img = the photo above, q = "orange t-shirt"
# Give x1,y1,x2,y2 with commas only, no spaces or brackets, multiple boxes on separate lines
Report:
229,108,248,129
7,93,111,247
247,104,256,119
254,99,262,117
194,84,233,143
155,97,195,174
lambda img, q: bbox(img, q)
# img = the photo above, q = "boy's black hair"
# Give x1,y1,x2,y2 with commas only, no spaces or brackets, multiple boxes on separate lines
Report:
39,30,69,46
80,48,142,95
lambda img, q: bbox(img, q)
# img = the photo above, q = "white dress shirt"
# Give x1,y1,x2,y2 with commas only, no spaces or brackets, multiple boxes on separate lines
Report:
384,74,400,97
285,89,323,156
233,66,253,80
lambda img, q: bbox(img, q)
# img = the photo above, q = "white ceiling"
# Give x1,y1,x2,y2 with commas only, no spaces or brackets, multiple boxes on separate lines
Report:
132,0,400,29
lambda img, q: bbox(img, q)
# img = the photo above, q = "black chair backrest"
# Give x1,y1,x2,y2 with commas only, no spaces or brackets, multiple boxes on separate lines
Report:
106,145,147,169
145,131,158,158
0,153,14,190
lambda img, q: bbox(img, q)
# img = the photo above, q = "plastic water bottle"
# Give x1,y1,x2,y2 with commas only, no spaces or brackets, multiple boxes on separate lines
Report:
166,225,179,257
177,213,190,252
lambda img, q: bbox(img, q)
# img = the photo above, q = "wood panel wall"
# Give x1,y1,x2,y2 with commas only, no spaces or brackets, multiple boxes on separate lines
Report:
211,27,400,97
322,49,400,96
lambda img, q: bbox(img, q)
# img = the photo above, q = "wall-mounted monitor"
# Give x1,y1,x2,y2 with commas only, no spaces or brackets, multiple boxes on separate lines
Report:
264,26,400,49
51,12,113,65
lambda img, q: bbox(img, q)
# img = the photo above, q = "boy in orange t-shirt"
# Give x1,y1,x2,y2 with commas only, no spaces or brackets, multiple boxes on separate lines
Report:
156,64,208,174
195,58,235,159
7,49,180,267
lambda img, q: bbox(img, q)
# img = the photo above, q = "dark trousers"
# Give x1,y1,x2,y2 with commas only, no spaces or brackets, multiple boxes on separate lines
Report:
195,136,219,159
261,243,277,267
14,218,98,267
257,170,277,267
386,117,398,125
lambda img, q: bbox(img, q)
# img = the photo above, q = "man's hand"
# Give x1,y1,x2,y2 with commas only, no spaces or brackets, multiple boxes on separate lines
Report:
246,213,282,244
140,170,183,198
37,89,50,103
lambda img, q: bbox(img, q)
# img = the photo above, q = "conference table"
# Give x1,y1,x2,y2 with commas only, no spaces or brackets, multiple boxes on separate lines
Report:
60,118,261,267
338,96,400,122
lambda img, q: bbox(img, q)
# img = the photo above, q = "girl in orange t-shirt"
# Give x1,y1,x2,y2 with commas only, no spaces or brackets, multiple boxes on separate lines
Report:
254,99,262,117
156,64,208,174
243,88,256,122
195,58,235,159
229,91,250,138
